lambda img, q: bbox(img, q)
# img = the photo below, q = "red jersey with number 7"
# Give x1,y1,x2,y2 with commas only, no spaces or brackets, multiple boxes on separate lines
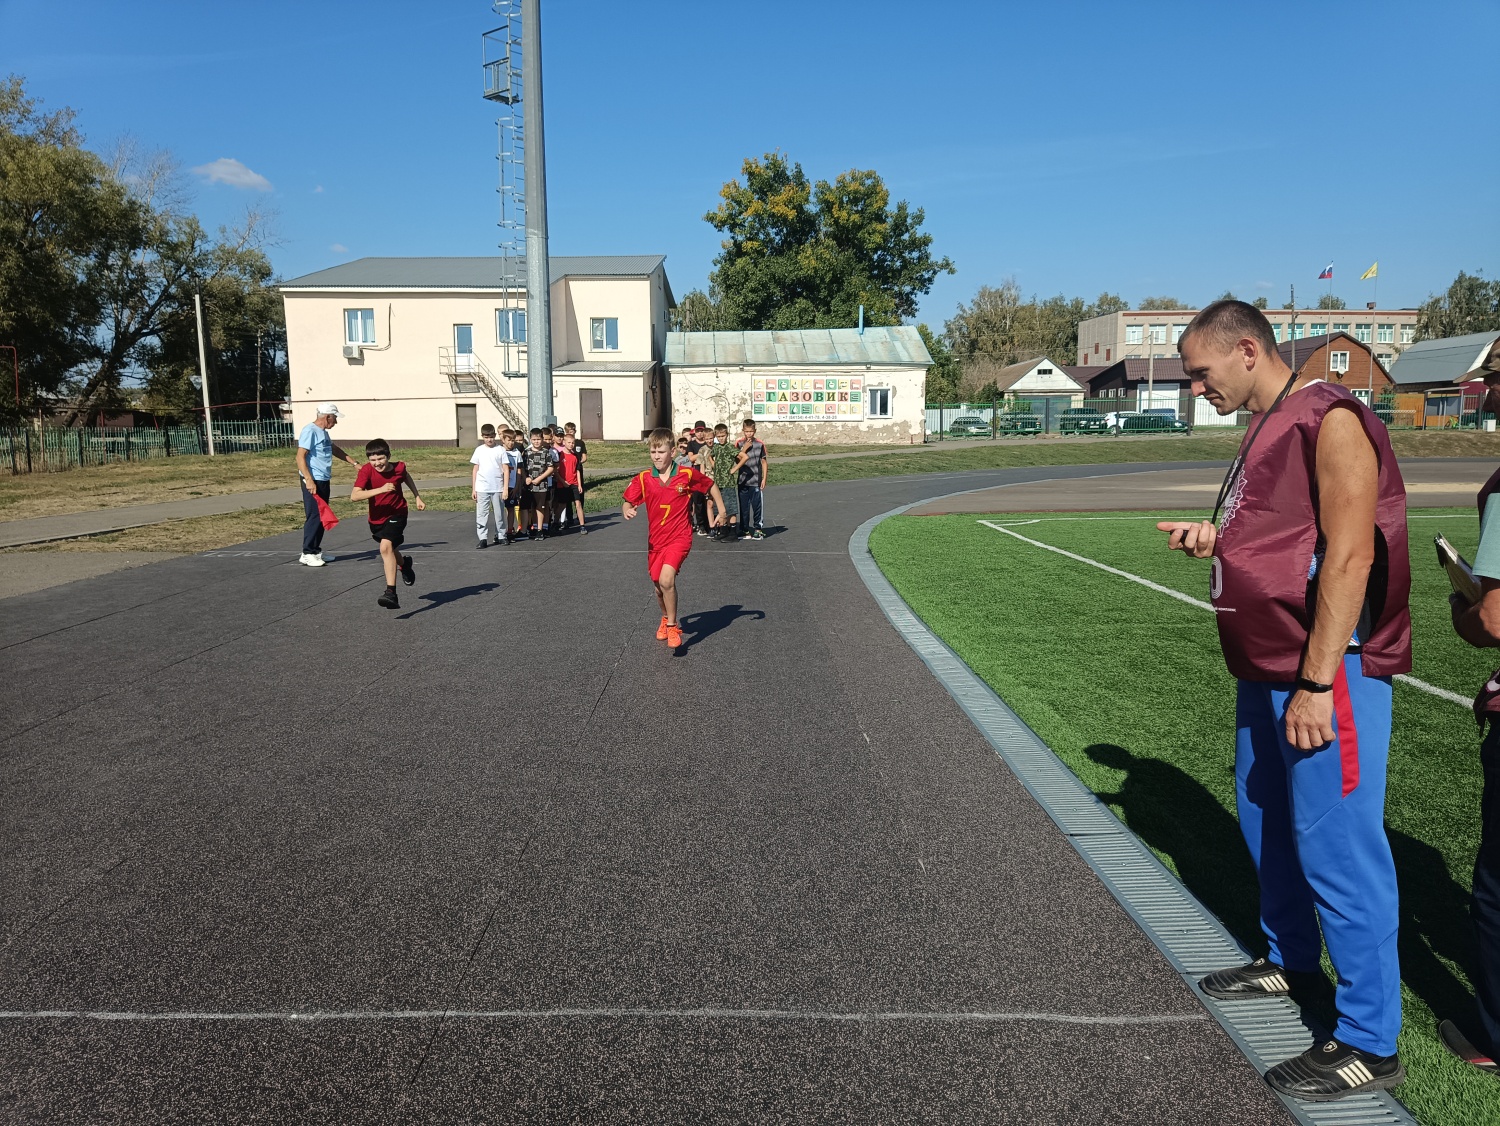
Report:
623,465,713,548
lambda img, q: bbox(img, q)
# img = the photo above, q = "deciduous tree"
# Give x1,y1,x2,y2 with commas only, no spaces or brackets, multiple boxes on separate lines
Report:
1139,296,1190,310
1415,271,1500,341
1317,293,1347,310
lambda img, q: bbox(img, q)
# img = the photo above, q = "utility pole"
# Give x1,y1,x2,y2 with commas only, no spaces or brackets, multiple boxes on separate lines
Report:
1289,284,1297,374
521,0,553,428
194,291,216,455
255,327,263,420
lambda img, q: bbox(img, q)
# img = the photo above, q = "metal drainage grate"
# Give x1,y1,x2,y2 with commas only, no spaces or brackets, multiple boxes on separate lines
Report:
849,498,1420,1126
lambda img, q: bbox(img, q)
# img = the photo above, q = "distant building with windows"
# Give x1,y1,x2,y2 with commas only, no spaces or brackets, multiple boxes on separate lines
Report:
1076,307,1419,376
280,255,673,444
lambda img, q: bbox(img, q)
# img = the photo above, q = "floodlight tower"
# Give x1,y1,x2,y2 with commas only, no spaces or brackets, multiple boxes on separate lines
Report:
483,0,553,427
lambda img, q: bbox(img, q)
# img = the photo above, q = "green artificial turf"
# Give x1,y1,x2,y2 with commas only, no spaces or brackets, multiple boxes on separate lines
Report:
869,507,1497,1126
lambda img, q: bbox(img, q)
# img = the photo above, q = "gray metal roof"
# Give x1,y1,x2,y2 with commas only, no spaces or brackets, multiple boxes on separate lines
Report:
555,360,657,374
280,255,667,289
666,326,932,367
1387,331,1500,385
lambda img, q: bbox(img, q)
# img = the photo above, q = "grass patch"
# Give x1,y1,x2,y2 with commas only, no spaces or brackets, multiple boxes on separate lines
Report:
870,507,1496,1126
4,473,635,555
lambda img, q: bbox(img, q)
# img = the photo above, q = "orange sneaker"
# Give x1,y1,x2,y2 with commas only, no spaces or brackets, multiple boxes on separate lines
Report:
664,623,683,648
655,615,669,640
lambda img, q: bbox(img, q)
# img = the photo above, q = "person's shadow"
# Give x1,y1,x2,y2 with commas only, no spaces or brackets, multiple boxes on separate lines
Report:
677,604,765,651
1086,741,1343,1026
396,582,499,620
1390,827,1487,1041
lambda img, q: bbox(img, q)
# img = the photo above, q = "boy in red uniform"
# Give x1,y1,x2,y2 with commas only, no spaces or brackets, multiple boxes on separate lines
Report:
351,438,426,610
622,427,725,648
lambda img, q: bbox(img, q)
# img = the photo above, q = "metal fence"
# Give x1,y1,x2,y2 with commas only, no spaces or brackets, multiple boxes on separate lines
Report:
2,421,296,474
924,395,1495,439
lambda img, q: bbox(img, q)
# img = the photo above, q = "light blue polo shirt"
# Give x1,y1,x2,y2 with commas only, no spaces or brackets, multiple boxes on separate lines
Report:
297,422,333,481
1474,495,1500,580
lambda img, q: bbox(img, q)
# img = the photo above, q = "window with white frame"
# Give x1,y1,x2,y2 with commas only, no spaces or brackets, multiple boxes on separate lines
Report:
1400,324,1415,344
1377,352,1394,369
1355,324,1372,343
1377,323,1394,344
867,386,892,418
1126,324,1143,345
1310,323,1327,336
589,317,619,351
1272,324,1284,342
1149,324,1168,345
1333,322,1350,333
344,308,375,345
1293,323,1305,340
1329,351,1350,373
496,308,527,344
1172,324,1188,344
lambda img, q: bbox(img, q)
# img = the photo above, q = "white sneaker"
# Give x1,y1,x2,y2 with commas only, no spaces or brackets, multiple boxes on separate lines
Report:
319,553,335,563
299,553,325,567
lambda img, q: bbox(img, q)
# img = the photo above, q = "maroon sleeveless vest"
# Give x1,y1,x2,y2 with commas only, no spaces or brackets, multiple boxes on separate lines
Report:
1211,381,1411,681
1472,468,1500,725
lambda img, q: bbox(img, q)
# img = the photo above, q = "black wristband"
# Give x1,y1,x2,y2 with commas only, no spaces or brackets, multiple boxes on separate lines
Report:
1295,677,1333,694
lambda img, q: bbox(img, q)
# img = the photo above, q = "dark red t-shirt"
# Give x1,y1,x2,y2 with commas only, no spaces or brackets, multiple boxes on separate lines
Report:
622,465,713,548
354,460,408,524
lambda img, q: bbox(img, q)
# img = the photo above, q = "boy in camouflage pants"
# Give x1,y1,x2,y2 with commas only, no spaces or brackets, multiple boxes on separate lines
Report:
705,422,740,540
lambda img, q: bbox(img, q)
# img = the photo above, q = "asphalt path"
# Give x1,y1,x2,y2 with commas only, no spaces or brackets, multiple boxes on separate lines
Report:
0,462,1293,1124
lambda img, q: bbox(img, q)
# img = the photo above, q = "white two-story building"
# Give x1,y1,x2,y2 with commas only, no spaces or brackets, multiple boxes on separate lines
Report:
280,255,674,444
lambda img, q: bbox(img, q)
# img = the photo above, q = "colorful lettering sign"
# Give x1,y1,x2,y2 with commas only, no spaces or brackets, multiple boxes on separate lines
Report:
750,376,865,420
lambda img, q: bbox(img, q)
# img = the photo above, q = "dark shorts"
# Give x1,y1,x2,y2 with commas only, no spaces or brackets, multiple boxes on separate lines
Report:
370,513,406,547
554,484,578,504
522,488,550,510
504,492,521,510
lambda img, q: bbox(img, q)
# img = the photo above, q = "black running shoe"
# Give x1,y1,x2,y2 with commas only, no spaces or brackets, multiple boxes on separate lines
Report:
1439,1020,1500,1077
377,588,399,610
1264,1038,1404,1102
400,554,415,586
477,540,488,549
1199,957,1294,1000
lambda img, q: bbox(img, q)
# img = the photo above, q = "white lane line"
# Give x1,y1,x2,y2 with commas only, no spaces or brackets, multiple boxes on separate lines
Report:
977,519,1470,708
0,1007,1207,1026
977,520,1215,612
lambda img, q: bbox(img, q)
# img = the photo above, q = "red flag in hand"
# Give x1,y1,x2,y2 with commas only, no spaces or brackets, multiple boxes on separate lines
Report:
315,494,340,530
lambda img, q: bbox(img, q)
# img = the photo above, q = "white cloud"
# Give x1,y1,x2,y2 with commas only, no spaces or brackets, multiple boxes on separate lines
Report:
1255,280,1275,289
330,243,348,253
190,157,272,191
314,185,324,194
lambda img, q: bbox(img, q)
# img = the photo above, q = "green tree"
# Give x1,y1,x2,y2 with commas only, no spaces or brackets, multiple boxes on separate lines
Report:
668,286,728,332
1317,293,1347,310
703,152,953,330
944,283,1126,372
1213,290,1238,303
1415,270,1500,341
1253,296,1269,310
917,323,960,403
1139,296,1190,310
0,76,279,424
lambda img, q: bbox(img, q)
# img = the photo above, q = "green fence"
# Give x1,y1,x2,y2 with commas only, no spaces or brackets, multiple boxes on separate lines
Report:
925,395,1495,438
1,421,296,474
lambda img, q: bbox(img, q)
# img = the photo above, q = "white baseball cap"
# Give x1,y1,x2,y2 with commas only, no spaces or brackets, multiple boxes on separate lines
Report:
315,402,342,418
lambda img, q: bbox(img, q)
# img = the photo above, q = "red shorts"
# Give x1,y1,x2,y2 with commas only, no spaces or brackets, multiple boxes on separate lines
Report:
647,537,692,582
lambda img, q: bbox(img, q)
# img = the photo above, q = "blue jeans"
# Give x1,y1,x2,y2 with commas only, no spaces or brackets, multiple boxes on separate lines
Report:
738,484,763,530
1235,655,1401,1055
301,478,330,554
1474,724,1500,1053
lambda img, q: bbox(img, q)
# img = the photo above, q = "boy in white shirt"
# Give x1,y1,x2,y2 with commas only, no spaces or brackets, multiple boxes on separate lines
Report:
502,429,524,541
470,424,509,547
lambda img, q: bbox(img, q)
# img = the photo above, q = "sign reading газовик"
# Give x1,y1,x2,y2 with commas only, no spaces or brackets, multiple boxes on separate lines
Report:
751,377,864,420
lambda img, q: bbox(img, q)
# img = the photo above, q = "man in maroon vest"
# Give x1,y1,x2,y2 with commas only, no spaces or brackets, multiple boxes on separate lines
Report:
1160,300,1411,1102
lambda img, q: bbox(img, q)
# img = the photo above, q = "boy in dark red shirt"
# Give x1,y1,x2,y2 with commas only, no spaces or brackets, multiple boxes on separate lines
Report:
351,438,426,609
622,427,724,648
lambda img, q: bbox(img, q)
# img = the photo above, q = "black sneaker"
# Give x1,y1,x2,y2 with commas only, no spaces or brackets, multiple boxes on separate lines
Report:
477,540,488,549
1199,958,1294,1000
377,588,399,610
400,554,415,586
1439,1019,1500,1077
1264,1037,1404,1102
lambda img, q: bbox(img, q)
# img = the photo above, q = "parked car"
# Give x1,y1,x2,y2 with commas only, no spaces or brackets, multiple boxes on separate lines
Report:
948,414,992,437
1059,407,1108,434
1114,409,1188,434
995,411,1042,436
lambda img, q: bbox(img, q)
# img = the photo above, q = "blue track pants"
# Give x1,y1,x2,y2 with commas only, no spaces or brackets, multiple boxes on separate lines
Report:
1235,654,1402,1056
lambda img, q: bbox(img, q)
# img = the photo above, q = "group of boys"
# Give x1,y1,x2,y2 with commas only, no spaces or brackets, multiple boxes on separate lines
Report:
671,418,768,541
470,421,589,547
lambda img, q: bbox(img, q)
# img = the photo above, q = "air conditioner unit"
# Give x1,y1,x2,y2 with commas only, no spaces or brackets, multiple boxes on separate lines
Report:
342,344,362,360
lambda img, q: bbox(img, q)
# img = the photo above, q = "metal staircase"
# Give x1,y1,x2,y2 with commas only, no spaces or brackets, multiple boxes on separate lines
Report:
438,347,528,432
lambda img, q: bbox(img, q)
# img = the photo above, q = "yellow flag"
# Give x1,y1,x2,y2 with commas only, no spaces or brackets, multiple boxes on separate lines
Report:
1360,262,1378,280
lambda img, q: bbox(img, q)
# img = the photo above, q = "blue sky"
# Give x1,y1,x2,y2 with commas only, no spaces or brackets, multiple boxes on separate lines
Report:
4,0,1497,326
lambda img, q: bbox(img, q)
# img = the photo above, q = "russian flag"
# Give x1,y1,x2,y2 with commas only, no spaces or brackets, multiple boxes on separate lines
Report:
1318,263,1333,280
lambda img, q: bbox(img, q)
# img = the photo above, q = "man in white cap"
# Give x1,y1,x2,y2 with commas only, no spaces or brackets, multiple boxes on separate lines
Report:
295,403,360,566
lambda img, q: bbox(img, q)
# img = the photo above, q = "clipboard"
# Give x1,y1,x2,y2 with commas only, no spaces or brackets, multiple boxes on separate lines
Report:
1436,533,1482,604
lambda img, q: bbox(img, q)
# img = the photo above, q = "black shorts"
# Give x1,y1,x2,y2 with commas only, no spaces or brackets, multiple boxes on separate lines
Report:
523,487,550,510
554,485,577,504
370,513,406,547
504,492,521,510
